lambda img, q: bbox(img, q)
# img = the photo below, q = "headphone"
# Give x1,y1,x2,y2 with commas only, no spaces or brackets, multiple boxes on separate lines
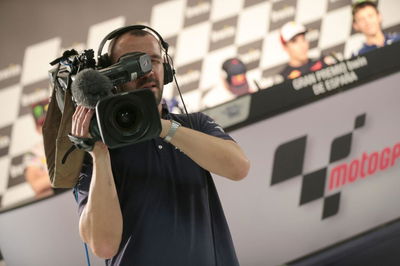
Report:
96,25,175,85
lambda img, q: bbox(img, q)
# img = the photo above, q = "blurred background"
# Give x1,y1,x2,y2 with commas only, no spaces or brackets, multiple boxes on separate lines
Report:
0,0,400,265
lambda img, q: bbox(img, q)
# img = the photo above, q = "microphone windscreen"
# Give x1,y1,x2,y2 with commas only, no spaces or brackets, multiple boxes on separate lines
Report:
71,69,113,108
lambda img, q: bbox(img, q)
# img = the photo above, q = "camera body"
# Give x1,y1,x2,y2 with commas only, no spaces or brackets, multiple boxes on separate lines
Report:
49,49,161,148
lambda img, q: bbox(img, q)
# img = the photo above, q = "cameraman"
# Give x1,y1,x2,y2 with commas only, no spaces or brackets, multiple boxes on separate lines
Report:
72,28,250,266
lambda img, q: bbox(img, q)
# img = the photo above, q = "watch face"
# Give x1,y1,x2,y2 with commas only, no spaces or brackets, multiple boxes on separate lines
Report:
172,120,181,127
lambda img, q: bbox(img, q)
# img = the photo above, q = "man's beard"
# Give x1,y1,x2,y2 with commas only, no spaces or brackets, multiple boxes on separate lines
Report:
136,77,163,105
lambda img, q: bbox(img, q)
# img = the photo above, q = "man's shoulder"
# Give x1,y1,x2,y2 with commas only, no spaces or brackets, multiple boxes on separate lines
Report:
169,111,205,120
169,112,230,138
386,33,400,44
279,64,301,79
169,112,211,125
357,34,400,55
280,59,321,80
279,64,294,76
357,43,375,56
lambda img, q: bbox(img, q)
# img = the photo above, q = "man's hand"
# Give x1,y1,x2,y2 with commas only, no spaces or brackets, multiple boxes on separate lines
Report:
71,105,108,154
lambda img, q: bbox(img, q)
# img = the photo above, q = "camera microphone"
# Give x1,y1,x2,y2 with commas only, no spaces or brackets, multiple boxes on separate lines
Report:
71,69,113,108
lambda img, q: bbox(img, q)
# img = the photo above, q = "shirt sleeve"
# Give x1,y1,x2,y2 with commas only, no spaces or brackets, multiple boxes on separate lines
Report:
73,163,92,216
191,112,234,141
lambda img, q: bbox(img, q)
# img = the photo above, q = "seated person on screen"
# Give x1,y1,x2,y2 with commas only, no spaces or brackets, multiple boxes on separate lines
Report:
202,58,251,108
24,100,53,199
352,0,400,56
279,21,330,80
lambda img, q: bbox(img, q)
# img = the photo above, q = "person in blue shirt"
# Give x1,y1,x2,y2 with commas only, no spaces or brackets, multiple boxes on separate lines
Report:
352,0,400,55
72,27,250,266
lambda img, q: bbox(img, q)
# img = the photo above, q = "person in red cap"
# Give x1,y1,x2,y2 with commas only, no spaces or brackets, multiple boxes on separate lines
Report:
202,58,250,108
222,58,250,96
279,21,328,80
352,0,400,55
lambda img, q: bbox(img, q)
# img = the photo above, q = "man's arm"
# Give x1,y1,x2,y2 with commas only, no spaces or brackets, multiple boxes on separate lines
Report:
73,106,122,259
160,119,250,181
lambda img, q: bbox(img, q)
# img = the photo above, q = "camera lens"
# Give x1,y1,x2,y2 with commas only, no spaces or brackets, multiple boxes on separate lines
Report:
116,107,136,129
95,89,160,148
112,103,141,135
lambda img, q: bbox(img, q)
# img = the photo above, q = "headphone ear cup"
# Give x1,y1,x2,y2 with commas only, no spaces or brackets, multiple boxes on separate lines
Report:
163,63,174,85
98,53,111,69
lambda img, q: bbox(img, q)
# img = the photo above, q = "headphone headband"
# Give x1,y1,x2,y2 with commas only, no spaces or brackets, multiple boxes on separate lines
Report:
97,25,169,62
96,24,174,85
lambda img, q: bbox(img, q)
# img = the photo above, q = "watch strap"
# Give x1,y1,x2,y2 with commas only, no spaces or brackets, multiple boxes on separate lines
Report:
163,120,181,143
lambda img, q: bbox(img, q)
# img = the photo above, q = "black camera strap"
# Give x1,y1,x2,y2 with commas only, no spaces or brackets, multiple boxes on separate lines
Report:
68,134,98,152
61,135,100,164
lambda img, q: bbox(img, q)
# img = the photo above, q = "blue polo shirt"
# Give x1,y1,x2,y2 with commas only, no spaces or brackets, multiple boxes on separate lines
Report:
74,110,240,266
356,33,400,55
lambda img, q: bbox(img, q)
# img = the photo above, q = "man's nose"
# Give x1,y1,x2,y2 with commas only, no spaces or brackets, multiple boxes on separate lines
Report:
144,69,155,78
136,69,154,83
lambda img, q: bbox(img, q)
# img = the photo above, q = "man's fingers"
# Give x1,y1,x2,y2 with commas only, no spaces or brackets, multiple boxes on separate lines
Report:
72,105,93,137
72,106,83,135
80,109,94,137
73,106,86,136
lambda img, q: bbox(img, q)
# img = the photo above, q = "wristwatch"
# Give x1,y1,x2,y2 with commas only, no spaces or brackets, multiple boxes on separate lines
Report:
163,120,181,143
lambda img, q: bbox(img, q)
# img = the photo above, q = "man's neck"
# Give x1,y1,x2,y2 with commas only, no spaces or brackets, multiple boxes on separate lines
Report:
365,31,385,47
289,58,309,68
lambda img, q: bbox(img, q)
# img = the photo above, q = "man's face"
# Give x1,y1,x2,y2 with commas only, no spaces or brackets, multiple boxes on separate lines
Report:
284,34,309,64
111,33,164,105
353,5,382,37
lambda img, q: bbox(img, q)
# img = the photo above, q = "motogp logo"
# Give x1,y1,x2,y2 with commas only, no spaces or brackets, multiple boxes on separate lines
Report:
269,113,400,220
